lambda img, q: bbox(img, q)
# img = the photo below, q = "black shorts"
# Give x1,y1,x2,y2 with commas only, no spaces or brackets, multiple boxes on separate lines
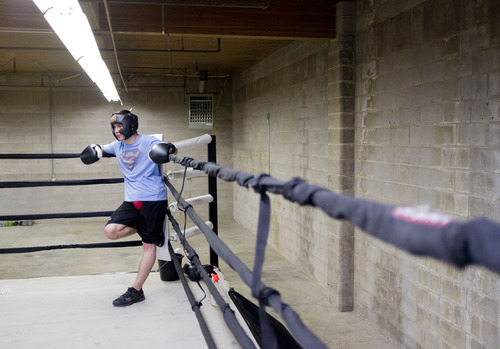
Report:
106,200,167,244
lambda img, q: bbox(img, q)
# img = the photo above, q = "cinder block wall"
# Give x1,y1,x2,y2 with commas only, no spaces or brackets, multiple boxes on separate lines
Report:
0,75,233,224
232,38,346,296
233,0,500,347
355,0,500,348
232,2,357,312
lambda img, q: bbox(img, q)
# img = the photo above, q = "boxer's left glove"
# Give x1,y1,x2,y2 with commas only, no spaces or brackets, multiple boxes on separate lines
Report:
80,144,103,165
148,142,177,163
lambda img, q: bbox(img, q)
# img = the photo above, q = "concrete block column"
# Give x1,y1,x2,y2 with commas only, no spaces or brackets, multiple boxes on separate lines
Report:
327,0,356,311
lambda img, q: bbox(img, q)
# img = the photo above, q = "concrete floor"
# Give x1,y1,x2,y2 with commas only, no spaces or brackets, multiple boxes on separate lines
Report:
0,217,399,348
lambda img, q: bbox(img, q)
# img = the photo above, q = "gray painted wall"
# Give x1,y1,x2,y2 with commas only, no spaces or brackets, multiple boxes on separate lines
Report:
0,76,234,222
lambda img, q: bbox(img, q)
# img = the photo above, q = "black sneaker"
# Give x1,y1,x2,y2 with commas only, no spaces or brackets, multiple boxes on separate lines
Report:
112,287,145,307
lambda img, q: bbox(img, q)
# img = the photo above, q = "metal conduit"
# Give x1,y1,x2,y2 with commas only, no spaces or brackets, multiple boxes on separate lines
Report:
103,0,128,93
0,38,221,54
79,0,269,9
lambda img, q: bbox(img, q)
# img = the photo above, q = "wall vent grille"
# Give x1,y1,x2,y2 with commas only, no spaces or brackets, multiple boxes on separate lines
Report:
189,95,213,130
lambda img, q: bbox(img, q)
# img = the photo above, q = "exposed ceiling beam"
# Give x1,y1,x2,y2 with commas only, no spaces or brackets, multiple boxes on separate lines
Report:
0,0,335,76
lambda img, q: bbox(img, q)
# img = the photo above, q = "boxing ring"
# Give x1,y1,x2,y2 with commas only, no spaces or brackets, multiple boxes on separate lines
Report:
0,134,311,349
2,133,500,348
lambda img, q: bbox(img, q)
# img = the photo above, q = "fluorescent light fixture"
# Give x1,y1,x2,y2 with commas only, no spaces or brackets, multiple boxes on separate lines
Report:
33,0,122,103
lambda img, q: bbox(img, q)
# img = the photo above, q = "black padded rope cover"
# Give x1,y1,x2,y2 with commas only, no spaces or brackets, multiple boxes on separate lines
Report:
165,178,326,349
0,178,123,188
166,241,217,349
0,240,142,254
168,153,500,275
166,209,256,349
0,152,115,159
281,177,500,274
0,153,80,159
0,211,114,221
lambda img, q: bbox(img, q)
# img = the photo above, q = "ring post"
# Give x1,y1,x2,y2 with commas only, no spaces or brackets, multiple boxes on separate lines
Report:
208,135,218,267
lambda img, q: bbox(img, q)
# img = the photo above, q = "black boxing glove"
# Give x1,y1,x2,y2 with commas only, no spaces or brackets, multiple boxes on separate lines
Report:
183,262,201,281
148,142,177,163
80,144,103,165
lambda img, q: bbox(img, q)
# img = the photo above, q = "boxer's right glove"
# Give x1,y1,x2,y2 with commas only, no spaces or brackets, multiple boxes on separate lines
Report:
80,144,103,165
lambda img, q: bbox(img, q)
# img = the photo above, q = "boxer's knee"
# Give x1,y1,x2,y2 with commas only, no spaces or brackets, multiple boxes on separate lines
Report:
104,223,135,240
104,224,119,240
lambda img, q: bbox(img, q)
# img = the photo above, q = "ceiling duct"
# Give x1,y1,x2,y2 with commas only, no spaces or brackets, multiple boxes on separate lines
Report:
199,70,208,93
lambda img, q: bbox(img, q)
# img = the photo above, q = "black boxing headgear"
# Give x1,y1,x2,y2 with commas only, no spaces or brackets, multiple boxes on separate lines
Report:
110,110,138,140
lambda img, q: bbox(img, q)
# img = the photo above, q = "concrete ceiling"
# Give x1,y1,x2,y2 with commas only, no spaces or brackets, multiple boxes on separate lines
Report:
0,0,336,86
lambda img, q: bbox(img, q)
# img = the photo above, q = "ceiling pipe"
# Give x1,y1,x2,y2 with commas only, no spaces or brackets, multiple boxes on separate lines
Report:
122,38,221,53
103,0,128,92
0,29,54,34
126,72,230,80
79,0,269,9
0,38,221,54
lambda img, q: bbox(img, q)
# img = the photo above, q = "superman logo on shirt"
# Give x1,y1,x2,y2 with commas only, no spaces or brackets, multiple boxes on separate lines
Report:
120,148,141,170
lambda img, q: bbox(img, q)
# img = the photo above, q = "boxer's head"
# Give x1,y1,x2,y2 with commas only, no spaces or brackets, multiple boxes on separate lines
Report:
110,110,138,140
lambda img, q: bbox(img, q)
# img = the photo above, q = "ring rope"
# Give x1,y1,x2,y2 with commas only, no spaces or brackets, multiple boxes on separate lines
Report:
0,178,123,188
167,154,500,275
164,177,327,349
0,240,142,254
166,242,217,349
0,211,114,221
0,153,80,159
166,208,256,349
